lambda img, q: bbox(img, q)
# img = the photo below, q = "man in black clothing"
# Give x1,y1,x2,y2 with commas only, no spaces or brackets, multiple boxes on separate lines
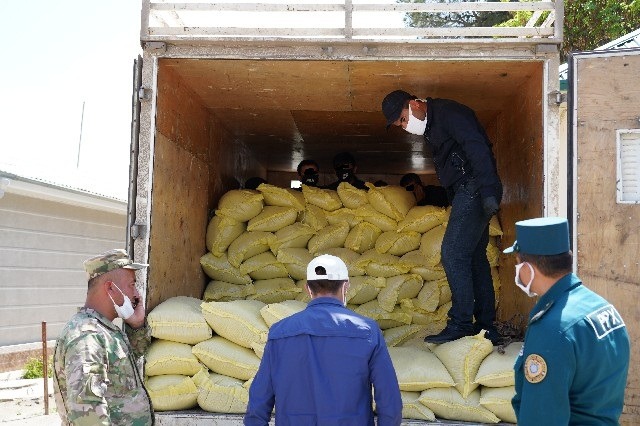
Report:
382,90,503,345
324,152,368,191
400,173,449,208
297,159,321,189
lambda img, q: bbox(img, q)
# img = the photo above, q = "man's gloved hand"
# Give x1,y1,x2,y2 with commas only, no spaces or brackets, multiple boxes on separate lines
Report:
482,196,499,217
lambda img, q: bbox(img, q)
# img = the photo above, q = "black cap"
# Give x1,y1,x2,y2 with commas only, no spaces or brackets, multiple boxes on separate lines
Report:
332,152,356,169
382,90,415,129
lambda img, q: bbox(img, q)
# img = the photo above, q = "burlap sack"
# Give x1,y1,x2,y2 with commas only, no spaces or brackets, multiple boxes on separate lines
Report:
215,189,264,222
192,369,249,413
307,222,349,255
479,386,517,423
247,278,302,304
419,225,447,267
302,185,343,211
276,247,313,280
375,231,421,256
201,300,268,349
346,276,386,305
227,231,275,268
388,346,456,391
365,183,416,221
400,391,436,421
354,300,412,328
396,205,447,233
418,387,500,424
145,339,202,376
203,280,256,302
206,215,246,257
247,206,298,232
192,337,261,381
257,183,306,212
474,342,521,387
323,247,366,276
148,296,212,344
145,375,198,411
431,331,494,397
356,249,410,278
344,222,382,254
383,324,424,347
326,207,363,228
301,204,329,231
378,274,424,312
200,252,252,285
336,181,369,209
355,204,398,232
239,251,289,280
260,299,307,327
270,222,315,254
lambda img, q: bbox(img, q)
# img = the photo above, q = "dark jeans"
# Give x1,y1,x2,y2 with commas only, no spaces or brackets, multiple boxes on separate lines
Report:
441,179,495,332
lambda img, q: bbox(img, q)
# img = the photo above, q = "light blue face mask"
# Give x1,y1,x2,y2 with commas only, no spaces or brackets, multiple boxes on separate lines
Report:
515,262,537,297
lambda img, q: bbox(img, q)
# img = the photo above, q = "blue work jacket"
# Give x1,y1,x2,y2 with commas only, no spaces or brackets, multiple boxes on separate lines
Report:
513,273,630,425
244,297,402,426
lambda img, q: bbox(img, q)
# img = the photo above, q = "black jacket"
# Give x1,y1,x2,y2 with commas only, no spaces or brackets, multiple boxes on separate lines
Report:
423,98,502,201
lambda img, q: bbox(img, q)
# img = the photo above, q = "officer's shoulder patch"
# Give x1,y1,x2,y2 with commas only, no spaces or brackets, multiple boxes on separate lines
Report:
524,354,547,384
585,304,625,339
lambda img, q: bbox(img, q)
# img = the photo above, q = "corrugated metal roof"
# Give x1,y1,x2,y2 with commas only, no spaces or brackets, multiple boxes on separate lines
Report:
0,163,126,203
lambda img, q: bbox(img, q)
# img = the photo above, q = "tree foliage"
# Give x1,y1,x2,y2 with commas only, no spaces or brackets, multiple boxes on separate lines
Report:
401,0,640,61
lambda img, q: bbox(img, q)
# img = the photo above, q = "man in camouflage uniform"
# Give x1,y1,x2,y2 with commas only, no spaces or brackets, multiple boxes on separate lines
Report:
53,249,154,425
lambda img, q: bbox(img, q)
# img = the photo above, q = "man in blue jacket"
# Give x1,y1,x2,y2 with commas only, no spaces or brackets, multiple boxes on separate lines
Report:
503,217,630,425
382,90,503,344
245,254,402,426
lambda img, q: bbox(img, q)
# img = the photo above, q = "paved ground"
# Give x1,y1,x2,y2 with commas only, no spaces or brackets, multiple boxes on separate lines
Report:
0,371,60,425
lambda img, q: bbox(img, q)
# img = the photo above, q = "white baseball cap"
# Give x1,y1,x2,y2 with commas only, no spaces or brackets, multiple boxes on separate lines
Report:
307,254,349,281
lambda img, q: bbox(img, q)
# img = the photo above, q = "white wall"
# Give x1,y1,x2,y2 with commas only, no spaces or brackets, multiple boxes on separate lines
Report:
0,178,126,346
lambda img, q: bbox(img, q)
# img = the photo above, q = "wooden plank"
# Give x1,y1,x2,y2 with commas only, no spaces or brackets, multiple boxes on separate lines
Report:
575,51,640,422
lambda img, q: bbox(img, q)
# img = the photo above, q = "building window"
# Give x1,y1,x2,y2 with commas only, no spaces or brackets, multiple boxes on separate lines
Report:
617,129,640,204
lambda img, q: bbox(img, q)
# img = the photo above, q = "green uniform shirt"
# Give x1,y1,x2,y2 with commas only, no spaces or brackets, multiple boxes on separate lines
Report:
53,308,153,425
513,273,630,425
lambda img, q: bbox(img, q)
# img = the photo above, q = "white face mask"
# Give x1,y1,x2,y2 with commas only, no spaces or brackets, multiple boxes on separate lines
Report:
108,283,135,319
342,283,348,307
405,103,427,135
515,262,537,297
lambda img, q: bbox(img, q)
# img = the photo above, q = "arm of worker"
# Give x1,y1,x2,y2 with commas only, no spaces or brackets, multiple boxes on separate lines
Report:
123,297,151,358
513,333,574,426
244,341,276,426
445,105,501,201
370,330,403,426
62,331,112,425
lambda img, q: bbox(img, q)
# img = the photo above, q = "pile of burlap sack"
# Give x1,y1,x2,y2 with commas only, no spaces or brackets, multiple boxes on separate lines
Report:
144,182,519,424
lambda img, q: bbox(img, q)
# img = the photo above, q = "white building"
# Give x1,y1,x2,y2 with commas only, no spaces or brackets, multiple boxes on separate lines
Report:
0,170,126,371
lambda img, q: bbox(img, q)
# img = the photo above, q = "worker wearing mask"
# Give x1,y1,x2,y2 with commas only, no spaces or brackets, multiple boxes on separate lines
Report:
325,152,368,190
382,90,503,345
296,159,321,189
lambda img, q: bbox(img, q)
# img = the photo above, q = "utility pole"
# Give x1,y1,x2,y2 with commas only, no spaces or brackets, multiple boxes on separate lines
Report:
76,101,85,168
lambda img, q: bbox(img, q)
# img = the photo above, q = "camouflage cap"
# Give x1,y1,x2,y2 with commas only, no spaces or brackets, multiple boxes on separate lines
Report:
83,249,148,279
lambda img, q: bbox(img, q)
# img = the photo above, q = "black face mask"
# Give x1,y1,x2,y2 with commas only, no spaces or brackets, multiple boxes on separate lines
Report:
404,184,415,192
302,169,319,186
336,164,354,182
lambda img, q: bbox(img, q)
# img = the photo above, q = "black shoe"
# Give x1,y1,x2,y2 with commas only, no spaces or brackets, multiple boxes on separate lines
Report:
424,325,473,344
474,325,503,346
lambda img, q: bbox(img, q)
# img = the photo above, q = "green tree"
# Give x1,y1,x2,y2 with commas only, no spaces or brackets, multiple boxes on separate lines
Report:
402,0,640,61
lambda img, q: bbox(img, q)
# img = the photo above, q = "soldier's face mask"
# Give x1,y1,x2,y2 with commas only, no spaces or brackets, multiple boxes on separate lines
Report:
514,262,537,297
108,283,136,319
335,164,354,182
301,168,319,186
404,103,427,135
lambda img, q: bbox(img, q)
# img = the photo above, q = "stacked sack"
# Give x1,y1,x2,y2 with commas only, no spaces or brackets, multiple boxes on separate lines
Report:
199,182,503,336
144,181,515,423
144,296,520,423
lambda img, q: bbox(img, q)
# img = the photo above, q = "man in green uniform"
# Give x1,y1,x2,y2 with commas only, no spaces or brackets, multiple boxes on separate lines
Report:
503,217,630,425
53,249,154,425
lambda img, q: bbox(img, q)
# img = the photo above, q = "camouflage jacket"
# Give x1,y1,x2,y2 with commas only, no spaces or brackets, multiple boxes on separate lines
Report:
53,308,153,425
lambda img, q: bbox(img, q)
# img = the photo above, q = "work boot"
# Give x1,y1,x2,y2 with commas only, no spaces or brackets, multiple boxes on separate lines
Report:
424,325,473,344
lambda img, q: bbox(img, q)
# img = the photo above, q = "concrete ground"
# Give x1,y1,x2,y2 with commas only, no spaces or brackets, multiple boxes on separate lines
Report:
0,371,61,425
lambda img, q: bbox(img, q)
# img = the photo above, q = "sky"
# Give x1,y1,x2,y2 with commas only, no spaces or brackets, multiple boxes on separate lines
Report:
0,1,142,200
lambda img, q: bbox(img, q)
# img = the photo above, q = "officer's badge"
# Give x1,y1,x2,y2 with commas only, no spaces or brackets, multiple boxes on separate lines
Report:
524,354,547,383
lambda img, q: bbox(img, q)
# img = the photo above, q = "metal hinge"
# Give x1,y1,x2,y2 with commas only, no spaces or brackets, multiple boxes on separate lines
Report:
138,86,151,102
130,224,147,240
144,41,167,52
548,90,566,105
